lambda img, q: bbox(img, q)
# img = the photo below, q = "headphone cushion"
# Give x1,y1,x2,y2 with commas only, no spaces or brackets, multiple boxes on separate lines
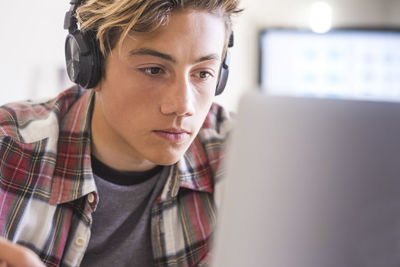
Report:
215,50,231,95
65,30,102,88
216,66,229,95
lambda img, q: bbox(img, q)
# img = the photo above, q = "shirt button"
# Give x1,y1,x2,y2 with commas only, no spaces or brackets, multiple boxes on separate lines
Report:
75,237,86,247
87,193,95,204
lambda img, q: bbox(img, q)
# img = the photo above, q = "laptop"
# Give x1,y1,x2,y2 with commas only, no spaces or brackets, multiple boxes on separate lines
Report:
212,92,400,267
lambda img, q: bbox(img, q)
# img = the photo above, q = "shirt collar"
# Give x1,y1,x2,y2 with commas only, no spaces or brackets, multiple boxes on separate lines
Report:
159,135,216,202
49,88,96,205
178,138,214,194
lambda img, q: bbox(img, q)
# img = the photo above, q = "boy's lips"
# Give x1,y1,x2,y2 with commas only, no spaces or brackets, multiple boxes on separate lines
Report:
153,128,191,142
156,128,190,134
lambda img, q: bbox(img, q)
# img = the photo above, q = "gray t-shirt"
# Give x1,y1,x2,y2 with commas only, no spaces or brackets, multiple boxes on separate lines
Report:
80,157,169,267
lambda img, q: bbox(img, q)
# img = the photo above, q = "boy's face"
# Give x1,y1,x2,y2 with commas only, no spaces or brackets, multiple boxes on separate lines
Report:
91,9,226,171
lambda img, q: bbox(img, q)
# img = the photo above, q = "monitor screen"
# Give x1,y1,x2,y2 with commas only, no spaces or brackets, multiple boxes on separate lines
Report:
259,29,400,101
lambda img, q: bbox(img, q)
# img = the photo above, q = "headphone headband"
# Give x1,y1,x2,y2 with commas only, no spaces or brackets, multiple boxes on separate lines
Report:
64,0,81,33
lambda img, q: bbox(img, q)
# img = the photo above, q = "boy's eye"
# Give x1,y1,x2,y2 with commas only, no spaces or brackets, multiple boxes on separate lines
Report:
199,71,209,79
197,71,213,80
141,67,163,75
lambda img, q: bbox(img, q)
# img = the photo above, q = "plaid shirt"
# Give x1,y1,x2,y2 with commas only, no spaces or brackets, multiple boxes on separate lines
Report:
0,86,232,267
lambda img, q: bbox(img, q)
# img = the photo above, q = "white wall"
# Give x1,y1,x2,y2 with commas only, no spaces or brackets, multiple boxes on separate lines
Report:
1,0,399,110
0,1,73,105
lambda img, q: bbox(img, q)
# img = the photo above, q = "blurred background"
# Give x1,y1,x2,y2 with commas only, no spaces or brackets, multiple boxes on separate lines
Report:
0,0,399,111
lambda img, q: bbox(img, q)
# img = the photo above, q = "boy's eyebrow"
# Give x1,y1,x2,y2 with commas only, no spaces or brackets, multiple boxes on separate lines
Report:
129,48,176,63
129,48,221,63
195,54,221,63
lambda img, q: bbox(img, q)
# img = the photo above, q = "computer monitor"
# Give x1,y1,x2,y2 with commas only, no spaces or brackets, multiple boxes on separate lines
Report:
259,28,400,101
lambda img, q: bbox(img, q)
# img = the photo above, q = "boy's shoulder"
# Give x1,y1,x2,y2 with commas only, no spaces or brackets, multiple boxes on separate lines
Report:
187,102,234,185
200,102,235,139
0,86,88,142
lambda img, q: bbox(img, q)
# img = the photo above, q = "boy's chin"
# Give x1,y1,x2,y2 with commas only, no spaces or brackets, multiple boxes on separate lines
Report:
152,153,185,167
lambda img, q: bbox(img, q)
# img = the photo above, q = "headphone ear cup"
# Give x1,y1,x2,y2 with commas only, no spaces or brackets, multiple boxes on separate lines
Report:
215,50,230,96
65,30,102,89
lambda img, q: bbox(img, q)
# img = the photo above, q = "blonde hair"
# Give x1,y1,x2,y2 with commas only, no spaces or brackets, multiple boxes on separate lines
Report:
76,0,242,58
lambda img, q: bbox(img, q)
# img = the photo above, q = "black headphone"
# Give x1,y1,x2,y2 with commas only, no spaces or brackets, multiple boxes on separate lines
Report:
64,0,232,95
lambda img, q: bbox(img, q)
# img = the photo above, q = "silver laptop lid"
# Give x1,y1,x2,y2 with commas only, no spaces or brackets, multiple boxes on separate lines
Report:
212,92,400,267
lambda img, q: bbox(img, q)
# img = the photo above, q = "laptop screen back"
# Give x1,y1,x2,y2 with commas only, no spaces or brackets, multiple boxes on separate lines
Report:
212,92,400,267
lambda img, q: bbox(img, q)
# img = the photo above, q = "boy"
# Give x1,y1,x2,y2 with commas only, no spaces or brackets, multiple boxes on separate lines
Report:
0,0,241,266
